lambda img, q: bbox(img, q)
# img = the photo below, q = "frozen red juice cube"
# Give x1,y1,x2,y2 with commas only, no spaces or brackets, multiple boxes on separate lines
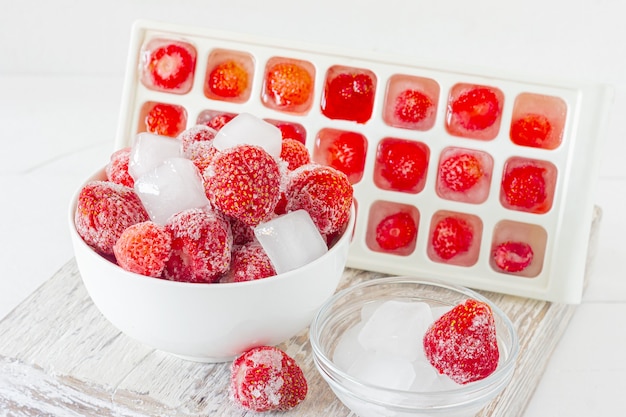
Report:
140,38,197,94
204,49,254,103
373,137,429,194
500,157,557,214
262,57,315,114
313,128,367,184
264,119,307,144
365,201,419,256
509,93,567,150
196,110,237,131
139,101,187,137
490,220,547,277
427,211,482,266
321,65,376,123
383,74,439,131
446,84,504,140
436,147,493,204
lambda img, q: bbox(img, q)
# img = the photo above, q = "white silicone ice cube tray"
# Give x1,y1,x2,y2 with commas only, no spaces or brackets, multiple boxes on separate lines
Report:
115,20,612,303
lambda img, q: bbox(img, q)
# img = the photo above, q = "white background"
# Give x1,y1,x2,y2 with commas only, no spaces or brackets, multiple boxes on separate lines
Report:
1,1,625,415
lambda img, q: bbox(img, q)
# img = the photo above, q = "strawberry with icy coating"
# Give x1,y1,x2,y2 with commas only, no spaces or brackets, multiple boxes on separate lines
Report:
230,346,307,412
75,181,149,255
204,145,282,227
227,242,276,282
375,212,417,251
145,42,195,91
177,124,217,155
264,62,313,110
285,164,353,237
145,103,186,137
164,207,232,283
431,216,473,260
439,153,483,192
423,298,500,384
113,221,171,277
376,138,429,192
280,138,311,171
450,87,501,131
105,147,134,188
493,241,534,272
501,164,547,209
207,60,249,98
395,89,433,124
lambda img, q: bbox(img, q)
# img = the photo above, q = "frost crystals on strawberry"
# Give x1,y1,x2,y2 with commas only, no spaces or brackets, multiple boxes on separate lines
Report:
230,346,308,412
423,299,500,384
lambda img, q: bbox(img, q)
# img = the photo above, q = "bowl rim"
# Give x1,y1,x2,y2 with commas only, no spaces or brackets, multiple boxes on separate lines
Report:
309,275,520,407
69,166,356,289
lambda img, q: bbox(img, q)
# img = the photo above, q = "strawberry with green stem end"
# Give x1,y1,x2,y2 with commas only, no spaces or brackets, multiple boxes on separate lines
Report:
423,298,500,384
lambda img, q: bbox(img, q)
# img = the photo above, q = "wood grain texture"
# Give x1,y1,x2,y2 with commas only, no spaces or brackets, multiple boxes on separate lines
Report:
0,207,601,416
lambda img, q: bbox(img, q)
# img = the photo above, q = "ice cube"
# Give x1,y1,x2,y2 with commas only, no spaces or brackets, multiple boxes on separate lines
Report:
129,132,182,180
134,157,210,225
347,351,416,391
254,210,328,274
333,321,367,372
212,113,282,159
358,300,433,362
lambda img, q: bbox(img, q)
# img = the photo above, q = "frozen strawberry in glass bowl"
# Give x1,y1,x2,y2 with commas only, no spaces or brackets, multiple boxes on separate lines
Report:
68,113,355,362
310,276,518,417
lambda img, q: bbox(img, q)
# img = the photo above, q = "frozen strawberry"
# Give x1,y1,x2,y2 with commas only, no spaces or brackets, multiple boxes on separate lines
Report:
266,120,307,144
200,112,236,131
164,207,232,283
186,141,218,175
394,89,433,124
493,241,534,272
264,61,313,109
326,131,367,184
322,69,376,123
144,102,186,137
207,60,249,98
431,216,473,260
423,299,500,384
375,212,417,251
280,138,311,170
229,217,256,246
439,153,483,192
230,346,307,412
177,124,217,155
501,164,547,209
450,87,501,131
376,138,429,192
203,145,282,227
227,242,276,282
113,221,171,277
510,113,552,148
285,164,353,236
145,42,195,91
75,181,149,255
105,147,134,188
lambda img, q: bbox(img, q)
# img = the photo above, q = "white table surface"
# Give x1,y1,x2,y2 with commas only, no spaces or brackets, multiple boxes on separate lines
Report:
1,1,625,415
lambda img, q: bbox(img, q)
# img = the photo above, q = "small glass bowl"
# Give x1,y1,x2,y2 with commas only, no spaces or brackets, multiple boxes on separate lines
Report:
310,276,519,417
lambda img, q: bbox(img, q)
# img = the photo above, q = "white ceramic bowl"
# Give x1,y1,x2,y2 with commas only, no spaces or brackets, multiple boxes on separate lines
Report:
310,276,519,417
69,168,355,362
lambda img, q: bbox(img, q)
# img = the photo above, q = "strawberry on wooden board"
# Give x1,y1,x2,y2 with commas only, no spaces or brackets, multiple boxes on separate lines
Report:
230,346,308,412
423,298,500,384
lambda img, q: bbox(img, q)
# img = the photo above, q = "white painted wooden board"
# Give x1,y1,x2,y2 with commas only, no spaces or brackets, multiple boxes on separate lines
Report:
0,208,600,416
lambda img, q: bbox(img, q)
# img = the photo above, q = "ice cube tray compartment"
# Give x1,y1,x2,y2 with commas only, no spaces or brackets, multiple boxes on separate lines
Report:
116,20,612,303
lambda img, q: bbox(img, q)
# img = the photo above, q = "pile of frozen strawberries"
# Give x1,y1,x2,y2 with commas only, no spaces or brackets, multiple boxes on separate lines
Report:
74,113,353,284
